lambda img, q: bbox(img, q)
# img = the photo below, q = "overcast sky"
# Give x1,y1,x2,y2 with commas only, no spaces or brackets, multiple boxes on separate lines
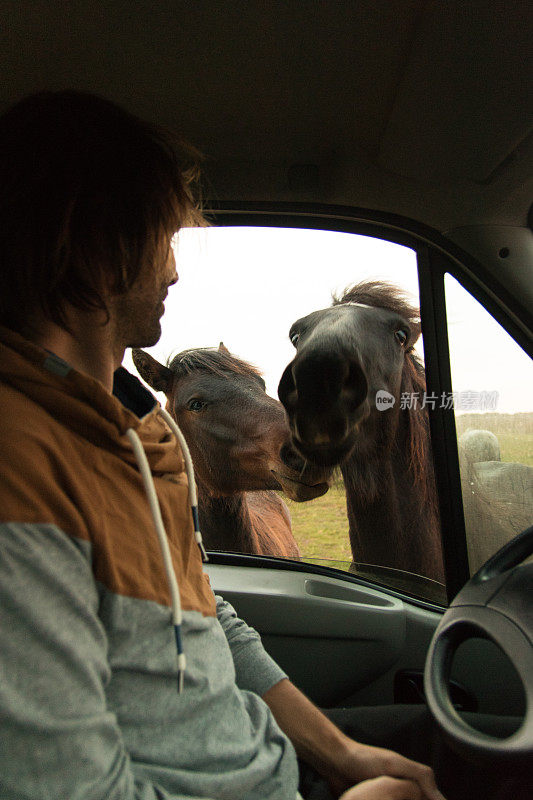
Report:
122,226,531,415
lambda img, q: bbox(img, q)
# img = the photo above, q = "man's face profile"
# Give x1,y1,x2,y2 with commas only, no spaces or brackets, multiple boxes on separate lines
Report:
110,238,179,351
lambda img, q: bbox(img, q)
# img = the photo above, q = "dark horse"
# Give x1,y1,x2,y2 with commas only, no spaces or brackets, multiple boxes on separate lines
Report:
133,344,330,558
278,281,444,584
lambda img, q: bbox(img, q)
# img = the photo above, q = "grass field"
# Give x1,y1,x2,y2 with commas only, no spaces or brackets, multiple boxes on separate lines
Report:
285,479,351,566
286,413,533,568
492,433,533,465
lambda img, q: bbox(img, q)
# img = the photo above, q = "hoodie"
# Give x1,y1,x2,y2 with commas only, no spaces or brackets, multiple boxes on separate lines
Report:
0,326,298,800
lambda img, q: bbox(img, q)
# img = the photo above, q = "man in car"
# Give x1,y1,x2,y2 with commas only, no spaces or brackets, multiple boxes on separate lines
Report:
0,90,445,800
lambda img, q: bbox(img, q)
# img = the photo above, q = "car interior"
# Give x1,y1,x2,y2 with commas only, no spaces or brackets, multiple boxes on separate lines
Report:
3,0,532,794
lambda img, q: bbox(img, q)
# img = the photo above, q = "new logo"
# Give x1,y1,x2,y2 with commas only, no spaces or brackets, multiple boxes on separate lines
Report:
375,390,396,410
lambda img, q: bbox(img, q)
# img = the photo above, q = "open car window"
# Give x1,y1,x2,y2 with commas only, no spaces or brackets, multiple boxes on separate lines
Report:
125,224,451,604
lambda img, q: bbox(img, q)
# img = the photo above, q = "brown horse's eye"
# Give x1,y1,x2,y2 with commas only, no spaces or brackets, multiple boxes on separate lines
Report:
290,332,300,347
188,398,206,412
395,329,408,347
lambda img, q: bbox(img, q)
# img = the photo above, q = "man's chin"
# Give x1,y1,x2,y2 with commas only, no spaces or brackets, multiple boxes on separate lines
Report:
128,323,162,350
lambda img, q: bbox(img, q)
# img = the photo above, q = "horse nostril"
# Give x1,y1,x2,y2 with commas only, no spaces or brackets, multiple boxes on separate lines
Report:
278,363,297,409
344,359,368,410
280,442,305,472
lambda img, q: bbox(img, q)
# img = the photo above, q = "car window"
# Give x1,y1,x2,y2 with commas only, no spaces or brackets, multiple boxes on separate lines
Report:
444,274,533,575
124,226,447,604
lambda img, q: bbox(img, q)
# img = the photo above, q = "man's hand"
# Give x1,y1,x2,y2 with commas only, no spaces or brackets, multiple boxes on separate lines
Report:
328,741,445,800
340,776,425,800
262,679,445,800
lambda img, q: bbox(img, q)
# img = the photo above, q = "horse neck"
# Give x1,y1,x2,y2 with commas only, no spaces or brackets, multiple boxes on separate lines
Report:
341,410,443,582
196,483,260,555
197,484,298,559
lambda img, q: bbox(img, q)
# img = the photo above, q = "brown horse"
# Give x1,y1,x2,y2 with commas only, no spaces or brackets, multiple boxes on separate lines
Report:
278,281,444,584
133,344,330,558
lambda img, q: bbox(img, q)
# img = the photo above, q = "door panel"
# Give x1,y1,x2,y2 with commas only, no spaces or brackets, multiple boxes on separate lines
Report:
208,562,525,715
207,563,441,706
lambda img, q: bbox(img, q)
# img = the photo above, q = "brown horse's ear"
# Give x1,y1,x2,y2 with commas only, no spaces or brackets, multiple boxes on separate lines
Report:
132,349,173,394
218,341,230,355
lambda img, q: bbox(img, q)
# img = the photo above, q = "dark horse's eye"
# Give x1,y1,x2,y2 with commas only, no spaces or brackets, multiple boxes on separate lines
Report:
290,331,300,347
187,398,206,412
395,329,408,347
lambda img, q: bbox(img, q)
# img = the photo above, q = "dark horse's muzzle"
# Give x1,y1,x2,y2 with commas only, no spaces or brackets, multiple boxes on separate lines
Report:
278,348,369,466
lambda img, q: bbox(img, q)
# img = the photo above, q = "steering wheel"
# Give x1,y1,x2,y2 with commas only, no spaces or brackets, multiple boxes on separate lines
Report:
424,525,533,760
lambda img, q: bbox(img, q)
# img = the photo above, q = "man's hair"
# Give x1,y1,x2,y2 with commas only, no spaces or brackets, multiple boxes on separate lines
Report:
0,90,203,332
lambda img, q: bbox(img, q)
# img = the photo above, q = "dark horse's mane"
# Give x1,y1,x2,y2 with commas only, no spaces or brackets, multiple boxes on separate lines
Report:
334,281,434,509
168,347,263,381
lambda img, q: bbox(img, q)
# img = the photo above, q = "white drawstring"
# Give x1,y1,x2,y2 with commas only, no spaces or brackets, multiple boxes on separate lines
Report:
159,408,208,562
125,412,207,693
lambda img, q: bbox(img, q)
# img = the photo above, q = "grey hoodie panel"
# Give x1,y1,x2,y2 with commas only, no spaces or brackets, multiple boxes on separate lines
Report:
215,595,290,696
0,522,298,800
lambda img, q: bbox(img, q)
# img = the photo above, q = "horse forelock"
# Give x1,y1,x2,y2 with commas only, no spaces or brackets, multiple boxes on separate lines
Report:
334,280,421,330
167,347,262,381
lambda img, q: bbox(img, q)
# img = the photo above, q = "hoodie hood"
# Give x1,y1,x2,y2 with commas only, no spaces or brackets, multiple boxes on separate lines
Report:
0,326,184,476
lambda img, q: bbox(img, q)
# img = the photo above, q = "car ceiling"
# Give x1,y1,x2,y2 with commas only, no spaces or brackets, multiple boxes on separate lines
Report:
2,1,533,311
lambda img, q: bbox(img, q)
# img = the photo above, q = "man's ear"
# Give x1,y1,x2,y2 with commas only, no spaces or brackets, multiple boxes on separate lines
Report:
132,349,174,394
218,341,230,355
